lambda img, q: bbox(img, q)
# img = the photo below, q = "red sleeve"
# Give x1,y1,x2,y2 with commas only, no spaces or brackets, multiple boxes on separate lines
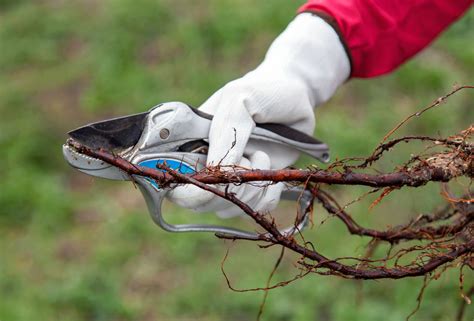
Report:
299,0,472,78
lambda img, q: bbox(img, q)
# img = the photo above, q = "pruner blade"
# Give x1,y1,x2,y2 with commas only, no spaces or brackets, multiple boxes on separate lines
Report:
68,111,149,151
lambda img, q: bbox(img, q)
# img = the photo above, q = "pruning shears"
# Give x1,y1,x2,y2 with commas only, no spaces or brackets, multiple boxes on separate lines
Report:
63,102,330,239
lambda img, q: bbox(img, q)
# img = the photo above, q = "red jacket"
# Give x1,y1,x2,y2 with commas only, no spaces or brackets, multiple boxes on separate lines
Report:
299,0,472,78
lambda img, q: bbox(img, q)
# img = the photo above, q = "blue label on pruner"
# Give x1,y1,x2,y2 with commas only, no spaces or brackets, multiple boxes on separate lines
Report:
138,159,195,189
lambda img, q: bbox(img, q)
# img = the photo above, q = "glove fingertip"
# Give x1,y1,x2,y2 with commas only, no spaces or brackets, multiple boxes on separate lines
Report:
167,185,215,211
254,183,285,212
249,150,271,169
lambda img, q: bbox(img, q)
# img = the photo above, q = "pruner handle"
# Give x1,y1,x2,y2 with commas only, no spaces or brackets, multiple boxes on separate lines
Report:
133,176,313,241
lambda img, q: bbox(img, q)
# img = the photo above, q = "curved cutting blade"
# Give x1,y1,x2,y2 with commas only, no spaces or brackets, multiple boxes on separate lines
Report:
68,111,149,150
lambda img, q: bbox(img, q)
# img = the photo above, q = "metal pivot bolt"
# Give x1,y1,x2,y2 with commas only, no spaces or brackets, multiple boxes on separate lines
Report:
159,128,170,139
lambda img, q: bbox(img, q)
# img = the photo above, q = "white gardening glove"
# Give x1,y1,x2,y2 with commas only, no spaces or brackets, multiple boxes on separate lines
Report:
168,13,350,217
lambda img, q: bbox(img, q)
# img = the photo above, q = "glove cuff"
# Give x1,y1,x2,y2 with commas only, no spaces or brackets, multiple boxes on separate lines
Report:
255,13,350,107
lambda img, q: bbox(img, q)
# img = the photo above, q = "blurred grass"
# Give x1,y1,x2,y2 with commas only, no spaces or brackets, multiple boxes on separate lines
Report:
0,1,472,320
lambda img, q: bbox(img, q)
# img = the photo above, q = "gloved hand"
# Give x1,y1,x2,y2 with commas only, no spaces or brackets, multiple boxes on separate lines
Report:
167,13,350,217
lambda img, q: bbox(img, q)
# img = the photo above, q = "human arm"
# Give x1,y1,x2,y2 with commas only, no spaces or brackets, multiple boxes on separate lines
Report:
167,13,350,216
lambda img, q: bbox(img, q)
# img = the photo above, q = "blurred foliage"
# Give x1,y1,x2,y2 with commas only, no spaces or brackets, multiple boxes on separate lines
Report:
0,1,472,320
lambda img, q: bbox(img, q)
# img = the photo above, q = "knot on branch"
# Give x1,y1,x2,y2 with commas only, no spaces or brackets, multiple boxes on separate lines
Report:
415,151,472,180
426,153,473,178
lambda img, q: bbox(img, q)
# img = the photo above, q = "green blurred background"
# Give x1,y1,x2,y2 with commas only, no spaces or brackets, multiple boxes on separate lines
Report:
0,1,472,320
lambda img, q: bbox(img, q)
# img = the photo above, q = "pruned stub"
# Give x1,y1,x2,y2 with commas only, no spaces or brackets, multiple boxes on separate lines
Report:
424,151,472,178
